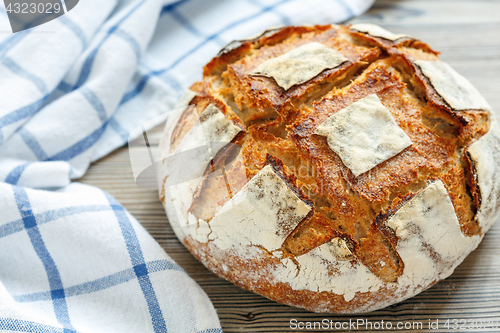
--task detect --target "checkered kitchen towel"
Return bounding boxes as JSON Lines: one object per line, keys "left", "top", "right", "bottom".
{"left": 0, "top": 0, "right": 374, "bottom": 332}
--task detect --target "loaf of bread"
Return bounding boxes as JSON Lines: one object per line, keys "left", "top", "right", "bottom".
{"left": 158, "top": 23, "right": 500, "bottom": 313}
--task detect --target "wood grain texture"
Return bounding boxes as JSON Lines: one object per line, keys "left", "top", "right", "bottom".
{"left": 78, "top": 0, "right": 500, "bottom": 331}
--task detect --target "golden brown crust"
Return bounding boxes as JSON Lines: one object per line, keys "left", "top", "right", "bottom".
{"left": 225, "top": 28, "right": 381, "bottom": 117}
{"left": 160, "top": 24, "right": 496, "bottom": 313}
{"left": 204, "top": 25, "right": 332, "bottom": 76}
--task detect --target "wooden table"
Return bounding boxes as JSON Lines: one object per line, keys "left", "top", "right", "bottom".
{"left": 79, "top": 0, "right": 500, "bottom": 331}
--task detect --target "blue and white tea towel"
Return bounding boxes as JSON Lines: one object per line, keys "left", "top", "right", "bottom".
{"left": 0, "top": 0, "right": 374, "bottom": 332}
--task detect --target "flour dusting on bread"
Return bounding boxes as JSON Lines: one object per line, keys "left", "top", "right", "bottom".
{"left": 250, "top": 42, "right": 348, "bottom": 90}
{"left": 161, "top": 102, "right": 242, "bottom": 228}
{"left": 276, "top": 241, "right": 382, "bottom": 302}
{"left": 172, "top": 103, "right": 241, "bottom": 153}
{"left": 315, "top": 94, "right": 412, "bottom": 177}
{"left": 207, "top": 164, "right": 312, "bottom": 251}
{"left": 415, "top": 60, "right": 491, "bottom": 111}
{"left": 387, "top": 180, "right": 480, "bottom": 293}
{"left": 466, "top": 120, "right": 500, "bottom": 232}
{"left": 351, "top": 23, "right": 409, "bottom": 41}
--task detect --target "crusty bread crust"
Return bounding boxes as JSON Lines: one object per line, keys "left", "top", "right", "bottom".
{"left": 158, "top": 24, "right": 500, "bottom": 313}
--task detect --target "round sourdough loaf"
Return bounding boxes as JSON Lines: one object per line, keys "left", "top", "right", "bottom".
{"left": 157, "top": 23, "right": 500, "bottom": 313}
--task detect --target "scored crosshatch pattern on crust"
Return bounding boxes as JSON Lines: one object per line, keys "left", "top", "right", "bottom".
{"left": 159, "top": 21, "right": 500, "bottom": 314}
